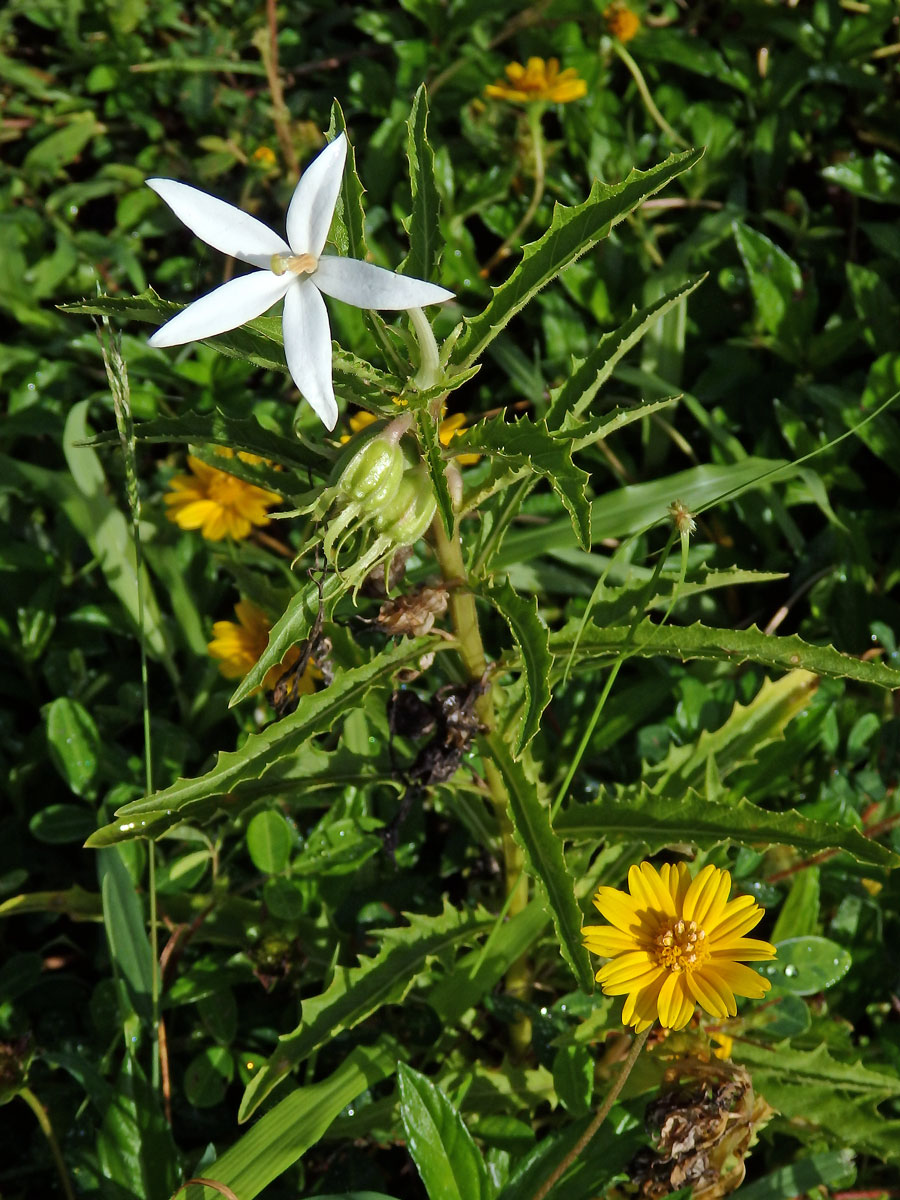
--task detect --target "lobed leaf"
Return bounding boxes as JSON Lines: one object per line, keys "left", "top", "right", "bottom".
{"left": 480, "top": 578, "right": 551, "bottom": 754}
{"left": 557, "top": 787, "right": 899, "bottom": 869}
{"left": 82, "top": 409, "right": 327, "bottom": 476}
{"left": 87, "top": 637, "right": 439, "bottom": 847}
{"left": 487, "top": 737, "right": 594, "bottom": 992}
{"left": 451, "top": 147, "right": 704, "bottom": 369}
{"left": 400, "top": 85, "right": 442, "bottom": 282}
{"left": 546, "top": 275, "right": 706, "bottom": 429}
{"left": 239, "top": 902, "right": 493, "bottom": 1120}
{"left": 456, "top": 414, "right": 590, "bottom": 549}
{"left": 734, "top": 1040, "right": 900, "bottom": 1162}
{"left": 548, "top": 617, "right": 900, "bottom": 690}
{"left": 230, "top": 572, "right": 348, "bottom": 705}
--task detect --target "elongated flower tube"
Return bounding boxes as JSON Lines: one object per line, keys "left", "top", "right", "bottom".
{"left": 147, "top": 134, "right": 454, "bottom": 430}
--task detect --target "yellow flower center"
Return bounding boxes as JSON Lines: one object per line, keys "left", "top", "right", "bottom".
{"left": 271, "top": 251, "right": 318, "bottom": 277}
{"left": 654, "top": 918, "right": 710, "bottom": 973}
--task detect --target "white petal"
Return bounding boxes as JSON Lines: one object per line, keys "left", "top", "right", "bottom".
{"left": 148, "top": 271, "right": 292, "bottom": 347}
{"left": 312, "top": 256, "right": 455, "bottom": 310}
{"left": 285, "top": 133, "right": 347, "bottom": 259}
{"left": 282, "top": 280, "right": 338, "bottom": 430}
{"left": 147, "top": 178, "right": 289, "bottom": 268}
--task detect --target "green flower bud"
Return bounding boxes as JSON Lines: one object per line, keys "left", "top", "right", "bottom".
{"left": 374, "top": 466, "right": 436, "bottom": 546}
{"left": 334, "top": 413, "right": 413, "bottom": 504}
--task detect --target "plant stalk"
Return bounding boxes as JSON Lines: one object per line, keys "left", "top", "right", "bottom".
{"left": 429, "top": 511, "right": 531, "bottom": 1051}
{"left": 20, "top": 1087, "right": 77, "bottom": 1200}
{"left": 482, "top": 103, "right": 546, "bottom": 276}
{"left": 529, "top": 1026, "right": 652, "bottom": 1200}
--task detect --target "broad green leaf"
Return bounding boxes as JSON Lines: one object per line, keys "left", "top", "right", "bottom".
{"left": 96, "top": 1055, "right": 178, "bottom": 1200}
{"left": 734, "top": 222, "right": 817, "bottom": 358}
{"left": 29, "top": 804, "right": 96, "bottom": 844}
{"left": 556, "top": 787, "right": 899, "bottom": 869}
{"left": 24, "top": 113, "right": 102, "bottom": 174}
{"left": 734, "top": 1040, "right": 900, "bottom": 1162}
{"left": 240, "top": 902, "right": 492, "bottom": 1120}
{"left": 400, "top": 85, "right": 441, "bottom": 282}
{"left": 44, "top": 697, "right": 101, "bottom": 796}
{"left": 194, "top": 1042, "right": 400, "bottom": 1196}
{"left": 83, "top": 409, "right": 327, "bottom": 477}
{"left": 546, "top": 276, "right": 706, "bottom": 429}
{"left": 398, "top": 1063, "right": 494, "bottom": 1200}
{"left": 481, "top": 578, "right": 551, "bottom": 754}
{"left": 551, "top": 1045, "right": 592, "bottom": 1117}
{"left": 735, "top": 1150, "right": 856, "bottom": 1200}
{"left": 771, "top": 868, "right": 820, "bottom": 942}
{"left": 184, "top": 1046, "right": 234, "bottom": 1108}
{"left": 88, "top": 637, "right": 440, "bottom": 846}
{"left": 487, "top": 737, "right": 593, "bottom": 991}
{"left": 230, "top": 572, "right": 348, "bottom": 705}
{"left": 760, "top": 936, "right": 852, "bottom": 995}
{"left": 457, "top": 414, "right": 590, "bottom": 549}
{"left": 99, "top": 847, "right": 154, "bottom": 1022}
{"left": 548, "top": 617, "right": 900, "bottom": 690}
{"left": 245, "top": 810, "right": 293, "bottom": 874}
{"left": 451, "top": 147, "right": 704, "bottom": 368}
{"left": 822, "top": 151, "right": 900, "bottom": 204}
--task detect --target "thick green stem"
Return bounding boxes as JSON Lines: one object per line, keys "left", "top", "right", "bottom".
{"left": 20, "top": 1087, "right": 77, "bottom": 1200}
{"left": 529, "top": 1026, "right": 652, "bottom": 1200}
{"left": 429, "top": 512, "right": 531, "bottom": 1051}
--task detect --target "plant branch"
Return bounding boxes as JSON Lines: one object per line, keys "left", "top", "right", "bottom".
{"left": 20, "top": 1088, "right": 76, "bottom": 1200}
{"left": 530, "top": 1026, "right": 652, "bottom": 1200}
{"left": 482, "top": 104, "right": 546, "bottom": 276}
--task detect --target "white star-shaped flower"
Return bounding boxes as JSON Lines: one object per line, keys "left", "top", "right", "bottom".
{"left": 146, "top": 133, "right": 454, "bottom": 430}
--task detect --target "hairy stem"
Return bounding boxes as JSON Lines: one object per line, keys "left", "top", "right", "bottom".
{"left": 529, "top": 1026, "right": 652, "bottom": 1200}
{"left": 482, "top": 103, "right": 546, "bottom": 276}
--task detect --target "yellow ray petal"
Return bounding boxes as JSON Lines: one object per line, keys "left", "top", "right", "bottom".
{"left": 592, "top": 886, "right": 642, "bottom": 933}
{"left": 685, "top": 967, "right": 731, "bottom": 1018}
{"left": 709, "top": 936, "right": 776, "bottom": 961}
{"left": 583, "top": 925, "right": 643, "bottom": 955}
{"left": 683, "top": 864, "right": 724, "bottom": 924}
{"left": 695, "top": 965, "right": 738, "bottom": 1017}
{"left": 708, "top": 898, "right": 765, "bottom": 943}
{"left": 710, "top": 959, "right": 772, "bottom": 1000}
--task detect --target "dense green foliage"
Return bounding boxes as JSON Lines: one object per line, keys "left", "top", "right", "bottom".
{"left": 3, "top": 2, "right": 900, "bottom": 1199}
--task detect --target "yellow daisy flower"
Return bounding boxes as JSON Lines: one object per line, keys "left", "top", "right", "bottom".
{"left": 583, "top": 862, "right": 776, "bottom": 1033}
{"left": 485, "top": 56, "right": 587, "bottom": 105}
{"left": 207, "top": 599, "right": 316, "bottom": 695}
{"left": 604, "top": 4, "right": 641, "bottom": 43}
{"left": 342, "top": 408, "right": 480, "bottom": 465}
{"left": 164, "top": 448, "right": 281, "bottom": 541}
{"left": 251, "top": 145, "right": 278, "bottom": 169}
